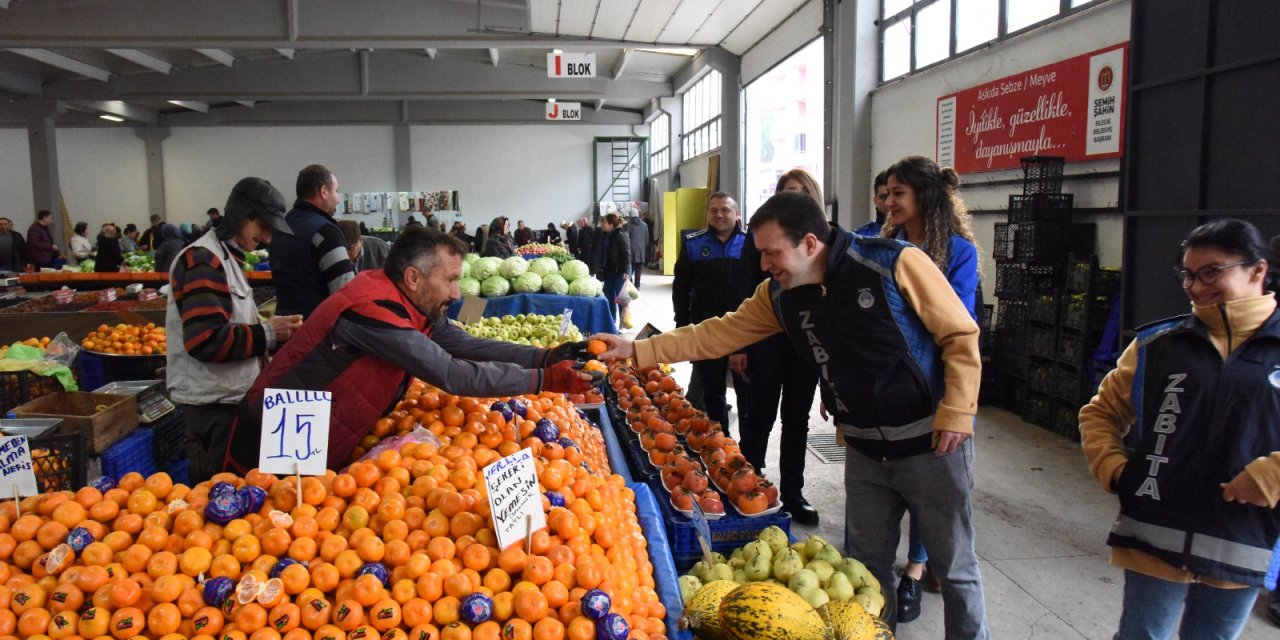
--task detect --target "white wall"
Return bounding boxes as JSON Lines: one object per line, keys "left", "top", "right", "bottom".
{"left": 58, "top": 128, "right": 149, "bottom": 232}
{"left": 870, "top": 0, "right": 1132, "bottom": 291}
{"left": 679, "top": 154, "right": 713, "bottom": 192}
{"left": 0, "top": 129, "right": 33, "bottom": 226}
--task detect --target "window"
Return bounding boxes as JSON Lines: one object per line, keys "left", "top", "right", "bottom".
{"left": 881, "top": 0, "right": 1113, "bottom": 83}
{"left": 681, "top": 69, "right": 722, "bottom": 159}
{"left": 648, "top": 112, "right": 670, "bottom": 174}
{"left": 743, "top": 38, "right": 825, "bottom": 216}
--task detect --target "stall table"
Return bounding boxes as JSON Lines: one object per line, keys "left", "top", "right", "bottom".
{"left": 447, "top": 293, "right": 618, "bottom": 335}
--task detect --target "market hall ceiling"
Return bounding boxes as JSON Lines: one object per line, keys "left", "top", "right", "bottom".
{"left": 0, "top": 0, "right": 809, "bottom": 126}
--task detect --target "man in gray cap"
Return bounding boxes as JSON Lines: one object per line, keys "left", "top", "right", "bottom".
{"left": 165, "top": 177, "right": 304, "bottom": 484}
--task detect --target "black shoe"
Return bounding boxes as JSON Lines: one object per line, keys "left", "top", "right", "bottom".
{"left": 1268, "top": 590, "right": 1280, "bottom": 627}
{"left": 781, "top": 494, "right": 819, "bottom": 526}
{"left": 897, "top": 575, "right": 922, "bottom": 623}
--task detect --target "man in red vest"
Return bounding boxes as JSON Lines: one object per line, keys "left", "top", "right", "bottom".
{"left": 224, "top": 228, "right": 595, "bottom": 472}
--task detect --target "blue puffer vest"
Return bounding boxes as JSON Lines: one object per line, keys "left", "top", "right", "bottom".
{"left": 272, "top": 201, "right": 339, "bottom": 318}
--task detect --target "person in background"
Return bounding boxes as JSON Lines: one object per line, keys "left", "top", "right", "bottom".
{"left": 879, "top": 156, "right": 980, "bottom": 623}
{"left": 25, "top": 210, "right": 58, "bottom": 270}
{"left": 205, "top": 207, "right": 223, "bottom": 232}
{"left": 94, "top": 224, "right": 123, "bottom": 273}
{"left": 857, "top": 170, "right": 890, "bottom": 237}
{"left": 424, "top": 211, "right": 441, "bottom": 233}
{"left": 404, "top": 215, "right": 424, "bottom": 232}
{"left": 120, "top": 224, "right": 139, "bottom": 253}
{"left": 153, "top": 224, "right": 186, "bottom": 274}
{"left": 359, "top": 233, "right": 390, "bottom": 272}
{"left": 139, "top": 214, "right": 163, "bottom": 251}
{"left": 739, "top": 169, "right": 823, "bottom": 525}
{"left": 626, "top": 210, "right": 649, "bottom": 288}
{"left": 224, "top": 228, "right": 595, "bottom": 472}
{"left": 450, "top": 221, "right": 474, "bottom": 248}
{"left": 166, "top": 177, "right": 304, "bottom": 484}
{"left": 673, "top": 192, "right": 753, "bottom": 437}
{"left": 69, "top": 222, "right": 93, "bottom": 266}
{"left": 1081, "top": 218, "right": 1280, "bottom": 640}
{"left": 181, "top": 223, "right": 201, "bottom": 245}
{"left": 592, "top": 213, "right": 632, "bottom": 324}
{"left": 514, "top": 220, "right": 533, "bottom": 246}
{"left": 0, "top": 218, "right": 27, "bottom": 273}
{"left": 482, "top": 216, "right": 516, "bottom": 258}
{"left": 272, "top": 164, "right": 356, "bottom": 318}
{"left": 546, "top": 222, "right": 562, "bottom": 246}
{"left": 563, "top": 221, "right": 579, "bottom": 255}
{"left": 591, "top": 190, "right": 988, "bottom": 639}
{"left": 576, "top": 218, "right": 596, "bottom": 267}
{"left": 336, "top": 220, "right": 364, "bottom": 270}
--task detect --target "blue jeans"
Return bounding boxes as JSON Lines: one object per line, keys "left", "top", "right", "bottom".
{"left": 1116, "top": 570, "right": 1258, "bottom": 640}
{"left": 602, "top": 273, "right": 626, "bottom": 324}
{"left": 908, "top": 512, "right": 928, "bottom": 564}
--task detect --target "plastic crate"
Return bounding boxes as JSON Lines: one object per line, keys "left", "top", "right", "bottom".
{"left": 1058, "top": 332, "right": 1086, "bottom": 367}
{"left": 980, "top": 304, "right": 994, "bottom": 333}
{"left": 1020, "top": 390, "right": 1053, "bottom": 426}
{"left": 76, "top": 352, "right": 165, "bottom": 393}
{"left": 993, "top": 223, "right": 1015, "bottom": 261}
{"left": 100, "top": 427, "right": 156, "bottom": 479}
{"left": 1027, "top": 362, "right": 1055, "bottom": 394}
{"left": 0, "top": 370, "right": 66, "bottom": 415}
{"left": 30, "top": 431, "right": 86, "bottom": 493}
{"left": 1020, "top": 156, "right": 1066, "bottom": 194}
{"left": 1051, "top": 400, "right": 1082, "bottom": 441}
{"left": 1028, "top": 326, "right": 1057, "bottom": 360}
{"left": 995, "top": 263, "right": 1026, "bottom": 299}
{"left": 1008, "top": 193, "right": 1074, "bottom": 224}
{"left": 1067, "top": 260, "right": 1123, "bottom": 296}
{"left": 996, "top": 300, "right": 1028, "bottom": 332}
{"left": 167, "top": 458, "right": 190, "bottom": 486}
{"left": 1028, "top": 295, "right": 1060, "bottom": 325}
{"left": 148, "top": 410, "right": 186, "bottom": 468}
{"left": 649, "top": 476, "right": 792, "bottom": 563}
{"left": 1063, "top": 295, "right": 1111, "bottom": 331}
{"left": 1014, "top": 222, "right": 1096, "bottom": 263}
{"left": 1055, "top": 366, "right": 1082, "bottom": 403}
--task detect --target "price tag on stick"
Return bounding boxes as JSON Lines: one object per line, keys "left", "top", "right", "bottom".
{"left": 0, "top": 436, "right": 39, "bottom": 506}
{"left": 259, "top": 389, "right": 332, "bottom": 476}
{"left": 483, "top": 447, "right": 547, "bottom": 550}
{"left": 690, "top": 499, "right": 714, "bottom": 565}
{"left": 558, "top": 309, "right": 574, "bottom": 340}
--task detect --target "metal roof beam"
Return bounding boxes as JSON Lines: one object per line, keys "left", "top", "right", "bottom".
{"left": 8, "top": 48, "right": 110, "bottom": 81}
{"left": 274, "top": 48, "right": 296, "bottom": 59}
{"left": 167, "top": 100, "right": 209, "bottom": 113}
{"left": 147, "top": 99, "right": 643, "bottom": 126}
{"left": 194, "top": 48, "right": 235, "bottom": 67}
{"left": 105, "top": 48, "right": 172, "bottom": 74}
{"left": 425, "top": 48, "right": 438, "bottom": 59}
{"left": 0, "top": 68, "right": 41, "bottom": 95}
{"left": 613, "top": 48, "right": 633, "bottom": 79}
{"left": 488, "top": 48, "right": 500, "bottom": 66}
{"left": 42, "top": 50, "right": 673, "bottom": 102}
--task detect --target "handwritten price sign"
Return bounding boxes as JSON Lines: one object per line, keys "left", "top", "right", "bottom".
{"left": 0, "top": 437, "right": 38, "bottom": 498}
{"left": 483, "top": 448, "right": 546, "bottom": 550}
{"left": 258, "top": 389, "right": 331, "bottom": 476}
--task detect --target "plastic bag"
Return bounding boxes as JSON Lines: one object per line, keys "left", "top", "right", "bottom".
{"left": 0, "top": 332, "right": 79, "bottom": 391}
{"left": 354, "top": 426, "right": 442, "bottom": 466}
{"left": 41, "top": 332, "right": 81, "bottom": 369}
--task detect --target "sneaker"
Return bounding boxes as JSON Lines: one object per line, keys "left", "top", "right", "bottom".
{"left": 896, "top": 574, "right": 922, "bottom": 623}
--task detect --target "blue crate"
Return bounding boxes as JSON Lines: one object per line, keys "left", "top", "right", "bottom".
{"left": 647, "top": 476, "right": 792, "bottom": 569}
{"left": 100, "top": 428, "right": 156, "bottom": 479}
{"left": 167, "top": 458, "right": 190, "bottom": 486}
{"left": 149, "top": 410, "right": 186, "bottom": 468}
{"left": 76, "top": 352, "right": 165, "bottom": 393}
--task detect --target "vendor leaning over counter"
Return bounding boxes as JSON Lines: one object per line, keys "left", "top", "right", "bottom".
{"left": 222, "top": 228, "right": 597, "bottom": 473}
{"left": 166, "top": 177, "right": 305, "bottom": 485}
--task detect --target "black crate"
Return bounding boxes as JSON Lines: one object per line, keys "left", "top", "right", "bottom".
{"left": 1027, "top": 362, "right": 1055, "bottom": 393}
{"left": 1051, "top": 400, "right": 1082, "bottom": 441}
{"left": 1025, "top": 265, "right": 1062, "bottom": 297}
{"left": 995, "top": 263, "right": 1026, "bottom": 299}
{"left": 30, "top": 431, "right": 86, "bottom": 493}
{"left": 996, "top": 300, "right": 1028, "bottom": 332}
{"left": 993, "top": 223, "right": 1015, "bottom": 261}
{"left": 1020, "top": 389, "right": 1054, "bottom": 426}
{"left": 990, "top": 336, "right": 1027, "bottom": 377}
{"left": 1014, "top": 222, "right": 1096, "bottom": 263}
{"left": 1067, "top": 259, "right": 1123, "bottom": 296}
{"left": 1063, "top": 295, "right": 1111, "bottom": 331}
{"left": 1058, "top": 331, "right": 1085, "bottom": 366}
{"left": 1008, "top": 193, "right": 1074, "bottom": 224}
{"left": 0, "top": 371, "right": 65, "bottom": 415}
{"left": 980, "top": 304, "right": 994, "bottom": 333}
{"left": 1021, "top": 155, "right": 1066, "bottom": 194}
{"left": 1028, "top": 295, "right": 1060, "bottom": 325}
{"left": 149, "top": 410, "right": 186, "bottom": 469}
{"left": 1055, "top": 366, "right": 1083, "bottom": 403}
{"left": 1028, "top": 325, "right": 1058, "bottom": 360}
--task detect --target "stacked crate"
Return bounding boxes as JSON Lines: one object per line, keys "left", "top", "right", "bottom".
{"left": 988, "top": 157, "right": 1100, "bottom": 437}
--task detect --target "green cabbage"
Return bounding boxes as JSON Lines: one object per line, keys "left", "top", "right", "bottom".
{"left": 460, "top": 259, "right": 471, "bottom": 279}
{"left": 527, "top": 257, "right": 558, "bottom": 278}
{"left": 499, "top": 256, "right": 529, "bottom": 279}
{"left": 458, "top": 277, "right": 481, "bottom": 297}
{"left": 541, "top": 273, "right": 569, "bottom": 295}
{"left": 473, "top": 257, "right": 503, "bottom": 281}
{"left": 463, "top": 253, "right": 479, "bottom": 265}
{"left": 560, "top": 260, "right": 590, "bottom": 282}
{"left": 481, "top": 275, "right": 511, "bottom": 297}
{"left": 78, "top": 259, "right": 95, "bottom": 273}
{"left": 513, "top": 272, "right": 543, "bottom": 293}
{"left": 568, "top": 277, "right": 602, "bottom": 297}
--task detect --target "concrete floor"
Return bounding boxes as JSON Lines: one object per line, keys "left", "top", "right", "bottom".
{"left": 623, "top": 268, "right": 1278, "bottom": 639}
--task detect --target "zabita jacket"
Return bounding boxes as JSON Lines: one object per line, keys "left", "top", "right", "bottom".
{"left": 1081, "top": 293, "right": 1280, "bottom": 587}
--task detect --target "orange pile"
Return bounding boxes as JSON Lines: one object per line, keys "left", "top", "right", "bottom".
{"left": 81, "top": 323, "right": 166, "bottom": 356}
{"left": 0, "top": 382, "right": 665, "bottom": 640}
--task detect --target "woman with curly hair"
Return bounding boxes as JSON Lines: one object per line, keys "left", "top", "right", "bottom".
{"left": 881, "top": 155, "right": 981, "bottom": 624}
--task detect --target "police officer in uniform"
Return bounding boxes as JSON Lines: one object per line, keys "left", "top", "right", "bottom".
{"left": 672, "top": 192, "right": 755, "bottom": 436}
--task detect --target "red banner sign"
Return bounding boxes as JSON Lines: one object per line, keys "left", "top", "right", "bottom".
{"left": 936, "top": 43, "right": 1128, "bottom": 174}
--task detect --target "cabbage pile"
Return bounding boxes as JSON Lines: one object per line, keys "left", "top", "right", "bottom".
{"left": 459, "top": 254, "right": 605, "bottom": 298}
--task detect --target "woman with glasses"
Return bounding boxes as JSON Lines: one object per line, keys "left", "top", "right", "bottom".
{"left": 1081, "top": 218, "right": 1280, "bottom": 639}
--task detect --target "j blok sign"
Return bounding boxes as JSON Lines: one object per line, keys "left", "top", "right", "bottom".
{"left": 546, "top": 102, "right": 582, "bottom": 121}
{"left": 937, "top": 43, "right": 1127, "bottom": 174}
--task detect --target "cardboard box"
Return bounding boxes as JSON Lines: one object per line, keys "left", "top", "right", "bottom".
{"left": 13, "top": 391, "right": 139, "bottom": 454}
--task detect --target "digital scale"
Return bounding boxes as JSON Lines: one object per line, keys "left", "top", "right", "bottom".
{"left": 93, "top": 380, "right": 176, "bottom": 423}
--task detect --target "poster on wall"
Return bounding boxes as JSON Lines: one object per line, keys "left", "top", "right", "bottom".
{"left": 937, "top": 43, "right": 1128, "bottom": 174}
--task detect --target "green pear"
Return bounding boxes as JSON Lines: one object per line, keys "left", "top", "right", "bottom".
{"left": 833, "top": 561, "right": 864, "bottom": 589}
{"left": 813, "top": 544, "right": 843, "bottom": 567}
{"left": 790, "top": 541, "right": 807, "bottom": 557}
{"left": 732, "top": 569, "right": 748, "bottom": 584}
{"left": 797, "top": 586, "right": 830, "bottom": 609}
{"left": 788, "top": 568, "right": 820, "bottom": 593}
{"left": 824, "top": 572, "right": 856, "bottom": 602}
{"left": 691, "top": 560, "right": 714, "bottom": 584}
{"left": 771, "top": 548, "right": 805, "bottom": 583}
{"left": 844, "top": 558, "right": 879, "bottom": 593}
{"left": 756, "top": 525, "right": 790, "bottom": 555}
{"left": 742, "top": 540, "right": 772, "bottom": 565}
{"left": 729, "top": 556, "right": 745, "bottom": 570}
{"left": 803, "top": 535, "right": 831, "bottom": 561}
{"left": 805, "top": 560, "right": 835, "bottom": 585}
{"left": 708, "top": 563, "right": 735, "bottom": 583}
{"left": 710, "top": 552, "right": 728, "bottom": 565}
{"left": 743, "top": 552, "right": 772, "bottom": 582}
{"left": 854, "top": 587, "right": 885, "bottom": 618}
{"left": 678, "top": 575, "right": 702, "bottom": 605}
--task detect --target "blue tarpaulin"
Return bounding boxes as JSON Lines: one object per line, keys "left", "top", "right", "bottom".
{"left": 448, "top": 293, "right": 618, "bottom": 335}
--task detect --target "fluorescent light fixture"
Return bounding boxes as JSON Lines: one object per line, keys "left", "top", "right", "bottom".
{"left": 637, "top": 47, "right": 699, "bottom": 56}
{"left": 99, "top": 114, "right": 124, "bottom": 122}
{"left": 547, "top": 98, "right": 556, "bottom": 103}
{"left": 552, "top": 49, "right": 563, "bottom": 55}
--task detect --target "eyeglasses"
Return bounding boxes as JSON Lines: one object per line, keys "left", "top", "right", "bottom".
{"left": 1175, "top": 260, "right": 1256, "bottom": 288}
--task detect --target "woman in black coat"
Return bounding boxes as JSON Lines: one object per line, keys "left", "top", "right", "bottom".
{"left": 593, "top": 213, "right": 631, "bottom": 323}
{"left": 94, "top": 224, "right": 124, "bottom": 272}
